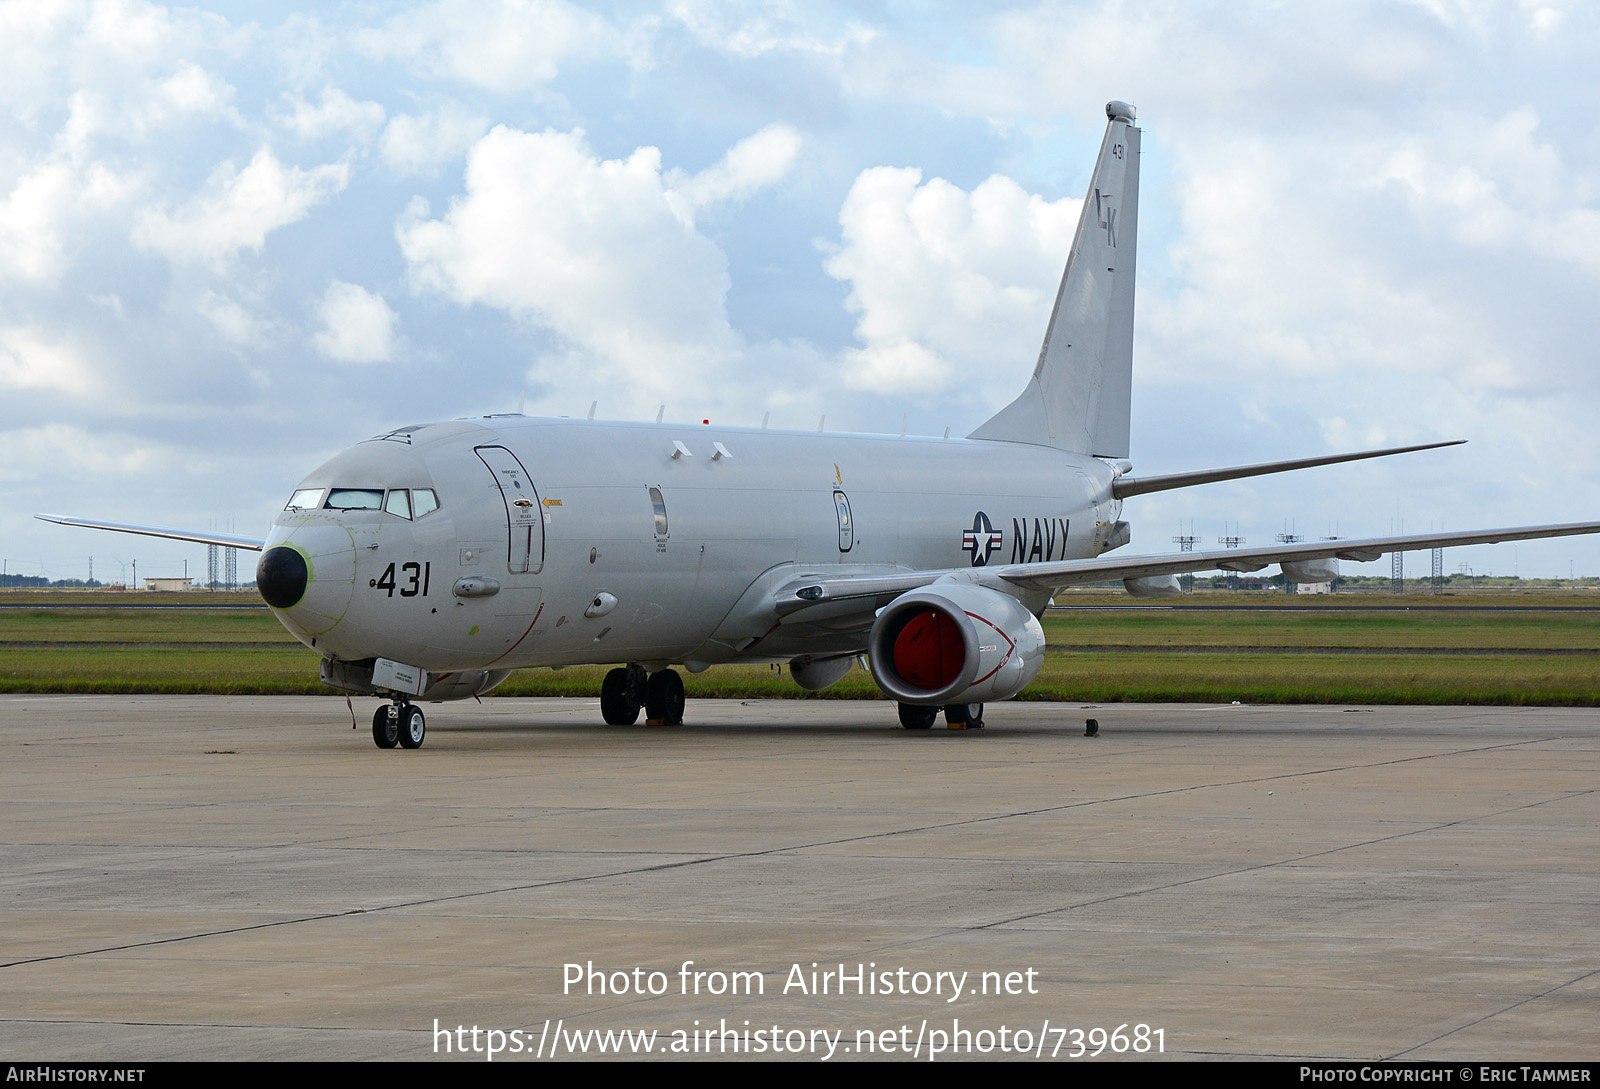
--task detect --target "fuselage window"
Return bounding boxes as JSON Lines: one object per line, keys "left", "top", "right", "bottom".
{"left": 325, "top": 488, "right": 384, "bottom": 510}
{"left": 285, "top": 488, "right": 325, "bottom": 511}
{"left": 413, "top": 488, "right": 440, "bottom": 517}
{"left": 648, "top": 486, "right": 668, "bottom": 538}
{"left": 384, "top": 489, "right": 412, "bottom": 520}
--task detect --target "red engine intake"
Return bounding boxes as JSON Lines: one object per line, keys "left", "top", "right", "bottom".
{"left": 867, "top": 582, "right": 1046, "bottom": 705}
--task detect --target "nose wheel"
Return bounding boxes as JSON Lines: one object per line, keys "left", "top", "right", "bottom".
{"left": 373, "top": 700, "right": 426, "bottom": 749}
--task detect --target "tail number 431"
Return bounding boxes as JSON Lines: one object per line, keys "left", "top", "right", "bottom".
{"left": 372, "top": 561, "right": 431, "bottom": 598}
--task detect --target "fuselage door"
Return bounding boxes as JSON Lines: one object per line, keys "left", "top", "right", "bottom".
{"left": 834, "top": 489, "right": 854, "bottom": 553}
{"left": 475, "top": 445, "right": 544, "bottom": 574}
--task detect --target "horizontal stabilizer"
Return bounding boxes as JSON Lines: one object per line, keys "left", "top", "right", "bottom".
{"left": 1112, "top": 440, "right": 1465, "bottom": 499}
{"left": 34, "top": 514, "right": 266, "bottom": 552}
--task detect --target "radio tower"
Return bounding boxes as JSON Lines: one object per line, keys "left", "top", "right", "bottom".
{"left": 1275, "top": 529, "right": 1304, "bottom": 594}
{"left": 1172, "top": 524, "right": 1199, "bottom": 593}
{"left": 1320, "top": 525, "right": 1342, "bottom": 594}
{"left": 1218, "top": 525, "right": 1246, "bottom": 590}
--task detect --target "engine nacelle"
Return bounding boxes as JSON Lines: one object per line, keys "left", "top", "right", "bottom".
{"left": 867, "top": 582, "right": 1046, "bottom": 705}
{"left": 1124, "top": 574, "right": 1181, "bottom": 597}
{"left": 1282, "top": 557, "right": 1339, "bottom": 584}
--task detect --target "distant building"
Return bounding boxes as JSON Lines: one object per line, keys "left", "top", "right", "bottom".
{"left": 145, "top": 577, "right": 195, "bottom": 592}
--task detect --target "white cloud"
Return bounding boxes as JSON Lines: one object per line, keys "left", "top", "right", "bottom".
{"left": 379, "top": 104, "right": 489, "bottom": 175}
{"left": 197, "top": 290, "right": 268, "bottom": 347}
{"left": 0, "top": 2, "right": 242, "bottom": 133}
{"left": 313, "top": 281, "right": 398, "bottom": 364}
{"left": 670, "top": 0, "right": 878, "bottom": 57}
{"left": 0, "top": 423, "right": 178, "bottom": 486}
{"left": 0, "top": 326, "right": 96, "bottom": 395}
{"left": 58, "top": 62, "right": 239, "bottom": 160}
{"left": 132, "top": 147, "right": 348, "bottom": 269}
{"left": 665, "top": 123, "right": 802, "bottom": 218}
{"left": 358, "top": 0, "right": 615, "bottom": 93}
{"left": 279, "top": 87, "right": 385, "bottom": 144}
{"left": 0, "top": 162, "right": 93, "bottom": 283}
{"left": 398, "top": 126, "right": 748, "bottom": 392}
{"left": 824, "top": 167, "right": 1079, "bottom": 397}
{"left": 1375, "top": 107, "right": 1600, "bottom": 278}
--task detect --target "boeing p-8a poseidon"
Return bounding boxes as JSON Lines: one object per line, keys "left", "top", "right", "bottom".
{"left": 42, "top": 102, "right": 1600, "bottom": 749}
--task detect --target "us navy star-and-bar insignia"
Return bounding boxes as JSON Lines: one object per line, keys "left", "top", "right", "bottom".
{"left": 962, "top": 511, "right": 1004, "bottom": 567}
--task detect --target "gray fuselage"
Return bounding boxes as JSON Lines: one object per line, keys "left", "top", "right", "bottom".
{"left": 263, "top": 416, "right": 1120, "bottom": 674}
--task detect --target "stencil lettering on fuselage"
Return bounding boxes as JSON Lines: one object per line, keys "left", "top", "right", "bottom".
{"left": 1011, "top": 517, "right": 1071, "bottom": 563}
{"left": 963, "top": 513, "right": 1073, "bottom": 566}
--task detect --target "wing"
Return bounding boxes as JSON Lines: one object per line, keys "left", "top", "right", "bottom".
{"left": 770, "top": 520, "right": 1600, "bottom": 613}
{"left": 34, "top": 514, "right": 267, "bottom": 552}
{"left": 995, "top": 520, "right": 1600, "bottom": 591}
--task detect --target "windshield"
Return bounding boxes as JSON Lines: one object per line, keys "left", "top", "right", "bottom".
{"left": 285, "top": 488, "right": 325, "bottom": 511}
{"left": 325, "top": 488, "right": 385, "bottom": 511}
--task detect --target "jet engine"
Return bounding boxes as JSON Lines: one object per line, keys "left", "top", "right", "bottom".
{"left": 1124, "top": 574, "right": 1181, "bottom": 597}
{"left": 1281, "top": 557, "right": 1339, "bottom": 584}
{"left": 867, "top": 582, "right": 1046, "bottom": 705}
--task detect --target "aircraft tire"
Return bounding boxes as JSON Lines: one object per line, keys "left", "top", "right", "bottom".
{"left": 398, "top": 705, "right": 426, "bottom": 749}
{"left": 943, "top": 703, "right": 984, "bottom": 729}
{"left": 372, "top": 706, "right": 399, "bottom": 749}
{"left": 645, "top": 669, "right": 685, "bottom": 726}
{"left": 601, "top": 667, "right": 642, "bottom": 726}
{"left": 898, "top": 703, "right": 937, "bottom": 730}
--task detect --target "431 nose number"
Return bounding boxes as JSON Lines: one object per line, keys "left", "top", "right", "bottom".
{"left": 372, "top": 561, "right": 431, "bottom": 597}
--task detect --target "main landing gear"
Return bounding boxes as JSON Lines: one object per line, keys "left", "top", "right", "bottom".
{"left": 601, "top": 664, "right": 685, "bottom": 726}
{"left": 373, "top": 700, "right": 426, "bottom": 749}
{"left": 898, "top": 702, "right": 984, "bottom": 730}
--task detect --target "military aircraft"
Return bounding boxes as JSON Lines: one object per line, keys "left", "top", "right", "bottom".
{"left": 40, "top": 101, "right": 1600, "bottom": 748}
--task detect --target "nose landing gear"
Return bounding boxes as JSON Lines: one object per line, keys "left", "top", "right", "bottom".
{"left": 373, "top": 700, "right": 426, "bottom": 749}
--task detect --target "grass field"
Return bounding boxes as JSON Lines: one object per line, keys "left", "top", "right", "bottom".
{"left": 3, "top": 589, "right": 1599, "bottom": 704}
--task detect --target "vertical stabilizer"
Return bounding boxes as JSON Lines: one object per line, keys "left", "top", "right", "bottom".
{"left": 969, "top": 101, "right": 1140, "bottom": 457}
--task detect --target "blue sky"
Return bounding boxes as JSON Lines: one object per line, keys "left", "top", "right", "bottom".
{"left": 5, "top": 0, "right": 1599, "bottom": 583}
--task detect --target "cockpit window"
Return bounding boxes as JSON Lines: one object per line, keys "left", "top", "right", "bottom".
{"left": 413, "top": 489, "right": 440, "bottom": 517}
{"left": 384, "top": 489, "right": 412, "bottom": 519}
{"left": 285, "top": 488, "right": 325, "bottom": 511}
{"left": 325, "top": 488, "right": 385, "bottom": 511}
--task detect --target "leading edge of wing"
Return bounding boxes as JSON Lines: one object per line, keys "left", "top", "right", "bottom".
{"left": 34, "top": 514, "right": 267, "bottom": 552}
{"left": 996, "top": 520, "right": 1600, "bottom": 592}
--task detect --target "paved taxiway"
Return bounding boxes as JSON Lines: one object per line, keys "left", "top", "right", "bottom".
{"left": 2, "top": 695, "right": 1596, "bottom": 1061}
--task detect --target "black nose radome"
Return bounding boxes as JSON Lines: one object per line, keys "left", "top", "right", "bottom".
{"left": 256, "top": 546, "right": 309, "bottom": 609}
